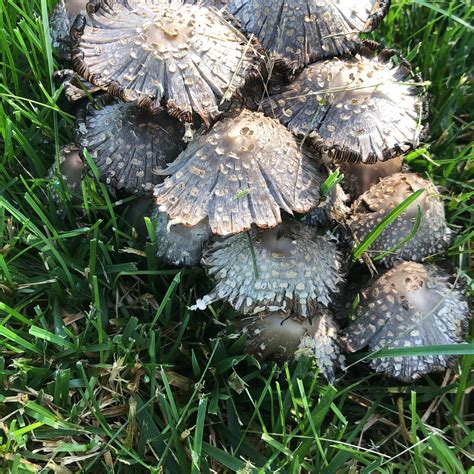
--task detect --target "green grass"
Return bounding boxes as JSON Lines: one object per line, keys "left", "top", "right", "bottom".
{"left": 0, "top": 0, "right": 473, "bottom": 472}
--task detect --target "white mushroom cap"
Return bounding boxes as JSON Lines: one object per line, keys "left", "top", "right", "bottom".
{"left": 191, "top": 220, "right": 344, "bottom": 316}
{"left": 154, "top": 109, "right": 325, "bottom": 236}
{"left": 153, "top": 211, "right": 212, "bottom": 267}
{"left": 71, "top": 1, "right": 262, "bottom": 125}
{"left": 341, "top": 261, "right": 470, "bottom": 382}
{"left": 238, "top": 309, "right": 344, "bottom": 380}
{"left": 263, "top": 46, "right": 427, "bottom": 164}
{"left": 229, "top": 0, "right": 390, "bottom": 73}
{"left": 348, "top": 172, "right": 452, "bottom": 266}
{"left": 75, "top": 96, "right": 185, "bottom": 194}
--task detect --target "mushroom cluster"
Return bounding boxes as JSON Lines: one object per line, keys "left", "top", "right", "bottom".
{"left": 49, "top": 0, "right": 469, "bottom": 382}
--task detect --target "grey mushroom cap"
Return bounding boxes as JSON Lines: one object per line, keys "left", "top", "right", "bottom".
{"left": 341, "top": 261, "right": 470, "bottom": 382}
{"left": 75, "top": 96, "right": 185, "bottom": 194}
{"left": 154, "top": 109, "right": 325, "bottom": 236}
{"left": 54, "top": 69, "right": 103, "bottom": 103}
{"left": 263, "top": 46, "right": 427, "bottom": 164}
{"left": 152, "top": 211, "right": 212, "bottom": 267}
{"left": 71, "top": 1, "right": 262, "bottom": 125}
{"left": 191, "top": 220, "right": 345, "bottom": 316}
{"left": 237, "top": 310, "right": 344, "bottom": 380}
{"left": 348, "top": 172, "right": 452, "bottom": 266}
{"left": 338, "top": 156, "right": 404, "bottom": 200}
{"left": 50, "top": 0, "right": 88, "bottom": 59}
{"left": 229, "top": 0, "right": 390, "bottom": 74}
{"left": 304, "top": 183, "right": 350, "bottom": 227}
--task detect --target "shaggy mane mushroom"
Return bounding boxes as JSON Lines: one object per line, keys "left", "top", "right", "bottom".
{"left": 263, "top": 45, "right": 428, "bottom": 164}
{"left": 71, "top": 0, "right": 262, "bottom": 125}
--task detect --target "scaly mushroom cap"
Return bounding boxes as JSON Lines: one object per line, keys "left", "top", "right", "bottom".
{"left": 341, "top": 261, "right": 469, "bottom": 382}
{"left": 348, "top": 173, "right": 452, "bottom": 266}
{"left": 263, "top": 47, "right": 427, "bottom": 163}
{"left": 152, "top": 211, "right": 212, "bottom": 267}
{"left": 238, "top": 310, "right": 344, "bottom": 380}
{"left": 154, "top": 109, "right": 325, "bottom": 236}
{"left": 304, "top": 183, "right": 350, "bottom": 227}
{"left": 75, "top": 96, "right": 185, "bottom": 194}
{"left": 338, "top": 156, "right": 404, "bottom": 199}
{"left": 191, "top": 221, "right": 344, "bottom": 316}
{"left": 229, "top": 0, "right": 390, "bottom": 73}
{"left": 71, "top": 1, "right": 261, "bottom": 125}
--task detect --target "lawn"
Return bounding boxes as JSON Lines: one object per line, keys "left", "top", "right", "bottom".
{"left": 0, "top": 0, "right": 473, "bottom": 472}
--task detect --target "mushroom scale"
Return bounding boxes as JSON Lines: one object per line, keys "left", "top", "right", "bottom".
{"left": 192, "top": 220, "right": 344, "bottom": 316}
{"left": 238, "top": 310, "right": 344, "bottom": 380}
{"left": 263, "top": 47, "right": 427, "bottom": 164}
{"left": 341, "top": 261, "right": 469, "bottom": 382}
{"left": 348, "top": 172, "right": 452, "bottom": 266}
{"left": 338, "top": 156, "right": 404, "bottom": 199}
{"left": 154, "top": 110, "right": 325, "bottom": 236}
{"left": 71, "top": 0, "right": 261, "bottom": 125}
{"left": 152, "top": 211, "right": 213, "bottom": 267}
{"left": 75, "top": 96, "right": 185, "bottom": 194}
{"left": 229, "top": 0, "right": 390, "bottom": 73}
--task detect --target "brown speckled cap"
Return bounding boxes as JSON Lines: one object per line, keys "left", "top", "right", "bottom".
{"left": 154, "top": 109, "right": 325, "bottom": 236}
{"left": 71, "top": 1, "right": 262, "bottom": 125}
{"left": 191, "top": 220, "right": 344, "bottom": 316}
{"left": 238, "top": 310, "right": 344, "bottom": 380}
{"left": 338, "top": 156, "right": 404, "bottom": 199}
{"left": 263, "top": 46, "right": 427, "bottom": 164}
{"left": 152, "top": 211, "right": 212, "bottom": 267}
{"left": 229, "top": 0, "right": 390, "bottom": 73}
{"left": 341, "top": 261, "right": 469, "bottom": 382}
{"left": 348, "top": 172, "right": 452, "bottom": 266}
{"left": 75, "top": 95, "right": 185, "bottom": 194}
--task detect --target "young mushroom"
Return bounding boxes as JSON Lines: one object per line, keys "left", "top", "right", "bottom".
{"left": 338, "top": 156, "right": 404, "bottom": 200}
{"left": 71, "top": 1, "right": 262, "bottom": 125}
{"left": 237, "top": 310, "right": 344, "bottom": 381}
{"left": 229, "top": 0, "right": 390, "bottom": 74}
{"left": 75, "top": 96, "right": 185, "bottom": 194}
{"left": 341, "top": 261, "right": 470, "bottom": 382}
{"left": 348, "top": 172, "right": 452, "bottom": 266}
{"left": 152, "top": 212, "right": 212, "bottom": 267}
{"left": 153, "top": 109, "right": 325, "bottom": 236}
{"left": 263, "top": 45, "right": 427, "bottom": 164}
{"left": 191, "top": 220, "right": 344, "bottom": 316}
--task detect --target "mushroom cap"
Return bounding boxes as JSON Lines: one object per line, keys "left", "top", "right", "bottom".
{"left": 341, "top": 261, "right": 469, "bottom": 382}
{"left": 348, "top": 172, "right": 452, "bottom": 266}
{"left": 75, "top": 96, "right": 185, "bottom": 194}
{"left": 338, "top": 156, "right": 404, "bottom": 199}
{"left": 50, "top": 0, "right": 88, "bottom": 59}
{"left": 152, "top": 211, "right": 212, "bottom": 267}
{"left": 54, "top": 69, "right": 103, "bottom": 103}
{"left": 238, "top": 309, "right": 344, "bottom": 380}
{"left": 263, "top": 46, "right": 427, "bottom": 164}
{"left": 304, "top": 183, "right": 350, "bottom": 227}
{"left": 192, "top": 220, "right": 344, "bottom": 316}
{"left": 153, "top": 109, "right": 325, "bottom": 236}
{"left": 49, "top": 144, "right": 85, "bottom": 194}
{"left": 71, "top": 1, "right": 261, "bottom": 125}
{"left": 229, "top": 0, "right": 390, "bottom": 73}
